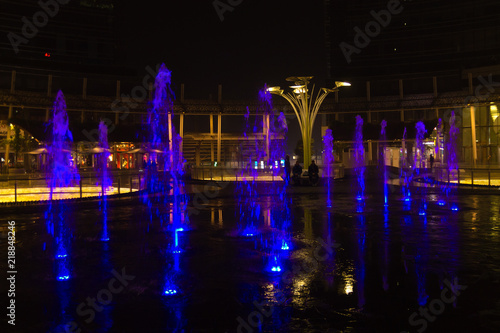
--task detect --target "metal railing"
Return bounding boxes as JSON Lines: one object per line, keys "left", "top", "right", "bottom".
{"left": 0, "top": 171, "right": 146, "bottom": 203}
{"left": 190, "top": 165, "right": 345, "bottom": 181}
{"left": 433, "top": 166, "right": 500, "bottom": 188}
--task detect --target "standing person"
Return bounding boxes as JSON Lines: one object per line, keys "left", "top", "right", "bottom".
{"left": 284, "top": 155, "right": 291, "bottom": 183}
{"left": 429, "top": 153, "right": 434, "bottom": 169}
{"left": 308, "top": 160, "right": 319, "bottom": 186}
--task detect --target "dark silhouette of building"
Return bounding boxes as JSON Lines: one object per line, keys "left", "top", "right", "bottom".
{"left": 0, "top": 0, "right": 125, "bottom": 74}
{"left": 326, "top": 0, "right": 500, "bottom": 94}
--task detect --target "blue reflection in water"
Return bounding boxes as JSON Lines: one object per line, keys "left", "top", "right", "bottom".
{"left": 401, "top": 214, "right": 429, "bottom": 306}
{"left": 94, "top": 241, "right": 114, "bottom": 331}
{"left": 356, "top": 215, "right": 366, "bottom": 308}
{"left": 380, "top": 210, "right": 390, "bottom": 291}
{"left": 50, "top": 206, "right": 71, "bottom": 281}
{"left": 161, "top": 245, "right": 187, "bottom": 330}
{"left": 50, "top": 272, "right": 74, "bottom": 332}
{"left": 164, "top": 238, "right": 182, "bottom": 296}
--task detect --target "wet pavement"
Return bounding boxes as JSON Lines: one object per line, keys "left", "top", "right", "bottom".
{"left": 1, "top": 175, "right": 500, "bottom": 333}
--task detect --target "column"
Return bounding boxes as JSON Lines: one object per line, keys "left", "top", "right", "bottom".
{"left": 433, "top": 76, "right": 438, "bottom": 98}
{"left": 116, "top": 80, "right": 121, "bottom": 100}
{"left": 264, "top": 113, "right": 270, "bottom": 163}
{"left": 10, "top": 70, "right": 16, "bottom": 94}
{"left": 210, "top": 114, "right": 214, "bottom": 164}
{"left": 168, "top": 112, "right": 173, "bottom": 167}
{"left": 179, "top": 113, "right": 184, "bottom": 157}
{"left": 468, "top": 73, "right": 473, "bottom": 95}
{"left": 368, "top": 141, "right": 373, "bottom": 164}
{"left": 217, "top": 113, "right": 222, "bottom": 165}
{"left": 195, "top": 145, "right": 201, "bottom": 166}
{"left": 4, "top": 106, "right": 13, "bottom": 172}
{"left": 470, "top": 106, "right": 477, "bottom": 167}
{"left": 82, "top": 78, "right": 87, "bottom": 99}
{"left": 149, "top": 82, "right": 153, "bottom": 101}
{"left": 435, "top": 117, "right": 442, "bottom": 161}
{"left": 217, "top": 84, "right": 222, "bottom": 104}
{"left": 47, "top": 74, "right": 53, "bottom": 97}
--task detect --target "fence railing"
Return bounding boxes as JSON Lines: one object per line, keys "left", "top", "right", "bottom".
{"left": 433, "top": 166, "right": 500, "bottom": 188}
{"left": 0, "top": 171, "right": 146, "bottom": 203}
{"left": 190, "top": 165, "right": 345, "bottom": 182}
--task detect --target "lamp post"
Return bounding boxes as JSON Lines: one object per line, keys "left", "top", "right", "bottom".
{"left": 267, "top": 76, "right": 350, "bottom": 168}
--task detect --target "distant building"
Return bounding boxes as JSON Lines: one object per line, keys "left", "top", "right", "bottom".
{"left": 0, "top": 0, "right": 125, "bottom": 74}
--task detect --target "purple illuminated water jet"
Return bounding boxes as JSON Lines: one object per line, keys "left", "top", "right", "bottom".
{"left": 354, "top": 116, "right": 365, "bottom": 202}
{"left": 323, "top": 129, "right": 334, "bottom": 208}
{"left": 446, "top": 111, "right": 460, "bottom": 211}
{"left": 380, "top": 120, "right": 388, "bottom": 207}
{"left": 415, "top": 121, "right": 427, "bottom": 215}
{"left": 45, "top": 90, "right": 78, "bottom": 280}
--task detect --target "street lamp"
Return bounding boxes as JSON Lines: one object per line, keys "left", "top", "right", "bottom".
{"left": 267, "top": 76, "right": 350, "bottom": 168}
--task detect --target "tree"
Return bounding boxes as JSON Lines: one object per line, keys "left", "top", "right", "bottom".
{"left": 8, "top": 126, "right": 38, "bottom": 165}
{"left": 10, "top": 126, "right": 22, "bottom": 164}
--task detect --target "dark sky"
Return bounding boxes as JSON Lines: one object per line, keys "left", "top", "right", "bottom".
{"left": 118, "top": 0, "right": 327, "bottom": 99}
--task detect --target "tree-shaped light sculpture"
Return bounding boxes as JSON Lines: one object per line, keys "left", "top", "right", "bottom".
{"left": 267, "top": 76, "right": 350, "bottom": 168}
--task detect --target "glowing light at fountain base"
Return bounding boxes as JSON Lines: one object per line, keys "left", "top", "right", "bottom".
{"left": 266, "top": 255, "right": 282, "bottom": 274}
{"left": 241, "top": 225, "right": 259, "bottom": 237}
{"left": 280, "top": 240, "right": 290, "bottom": 251}
{"left": 56, "top": 257, "right": 71, "bottom": 281}
{"left": 164, "top": 289, "right": 178, "bottom": 296}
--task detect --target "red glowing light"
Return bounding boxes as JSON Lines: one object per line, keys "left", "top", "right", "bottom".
{"left": 45, "top": 53, "right": 51, "bottom": 58}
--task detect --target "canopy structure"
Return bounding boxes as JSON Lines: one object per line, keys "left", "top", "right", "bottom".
{"left": 126, "top": 148, "right": 164, "bottom": 154}
{"left": 87, "top": 147, "right": 113, "bottom": 154}
{"left": 27, "top": 147, "right": 49, "bottom": 154}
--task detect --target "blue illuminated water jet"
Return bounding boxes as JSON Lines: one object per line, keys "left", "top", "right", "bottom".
{"left": 379, "top": 120, "right": 389, "bottom": 207}
{"left": 98, "top": 120, "right": 111, "bottom": 242}
{"left": 45, "top": 91, "right": 78, "bottom": 280}
{"left": 354, "top": 116, "right": 365, "bottom": 202}
{"left": 415, "top": 121, "right": 427, "bottom": 215}
{"left": 401, "top": 127, "right": 411, "bottom": 202}
{"left": 445, "top": 111, "right": 460, "bottom": 211}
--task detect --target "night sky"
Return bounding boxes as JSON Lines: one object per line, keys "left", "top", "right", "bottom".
{"left": 118, "top": 0, "right": 327, "bottom": 99}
